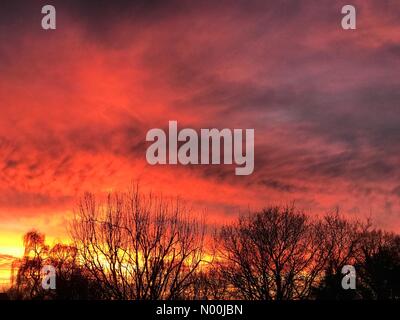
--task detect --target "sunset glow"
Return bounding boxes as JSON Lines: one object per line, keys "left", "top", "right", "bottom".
{"left": 1, "top": 0, "right": 400, "bottom": 294}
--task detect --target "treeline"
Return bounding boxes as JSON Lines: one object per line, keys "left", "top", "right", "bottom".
{"left": 6, "top": 189, "right": 400, "bottom": 300}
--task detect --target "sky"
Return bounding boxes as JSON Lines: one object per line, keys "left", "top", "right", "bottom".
{"left": 1, "top": 0, "right": 400, "bottom": 284}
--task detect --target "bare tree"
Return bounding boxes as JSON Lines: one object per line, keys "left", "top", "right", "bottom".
{"left": 70, "top": 187, "right": 206, "bottom": 300}
{"left": 9, "top": 231, "right": 96, "bottom": 300}
{"left": 355, "top": 230, "right": 400, "bottom": 299}
{"left": 313, "top": 212, "right": 369, "bottom": 299}
{"left": 8, "top": 203, "right": 398, "bottom": 301}
{"left": 10, "top": 230, "right": 49, "bottom": 299}
{"left": 184, "top": 268, "right": 231, "bottom": 300}
{"left": 321, "top": 212, "right": 367, "bottom": 273}
{"left": 47, "top": 243, "right": 99, "bottom": 299}
{"left": 217, "top": 206, "right": 328, "bottom": 300}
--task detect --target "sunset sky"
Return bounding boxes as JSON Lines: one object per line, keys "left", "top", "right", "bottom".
{"left": 1, "top": 0, "right": 400, "bottom": 285}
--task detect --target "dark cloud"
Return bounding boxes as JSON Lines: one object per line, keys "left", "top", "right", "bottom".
{"left": 259, "top": 179, "right": 308, "bottom": 193}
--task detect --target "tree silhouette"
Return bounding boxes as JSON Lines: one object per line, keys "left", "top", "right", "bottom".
{"left": 6, "top": 202, "right": 400, "bottom": 300}
{"left": 216, "top": 206, "right": 329, "bottom": 300}
{"left": 9, "top": 231, "right": 101, "bottom": 299}
{"left": 355, "top": 230, "right": 400, "bottom": 299}
{"left": 10, "top": 230, "right": 49, "bottom": 299}
{"left": 69, "top": 188, "right": 206, "bottom": 300}
{"left": 314, "top": 212, "right": 368, "bottom": 300}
